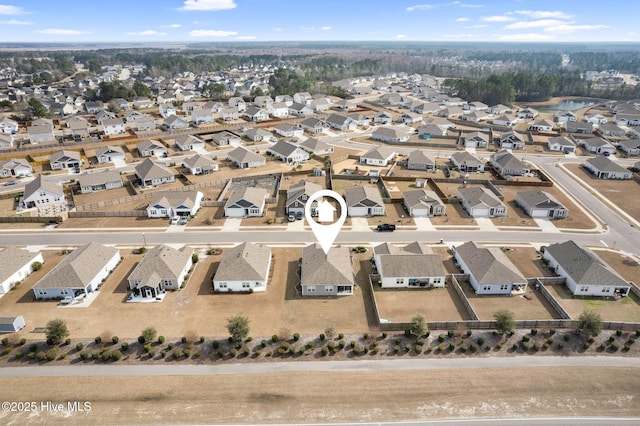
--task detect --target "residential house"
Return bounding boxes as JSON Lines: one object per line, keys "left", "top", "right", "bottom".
{"left": 360, "top": 146, "right": 396, "bottom": 166}
{"left": 403, "top": 189, "right": 446, "bottom": 217}
{"left": 555, "top": 111, "right": 578, "bottom": 123}
{"left": 254, "top": 95, "right": 274, "bottom": 108}
{"left": 565, "top": 121, "right": 594, "bottom": 134}
{"left": 598, "top": 123, "right": 626, "bottom": 138}
{"left": 244, "top": 127, "right": 273, "bottom": 142}
{"left": 451, "top": 151, "right": 484, "bottom": 172}
{"left": 457, "top": 187, "right": 507, "bottom": 217}
{"left": 373, "top": 112, "right": 393, "bottom": 125}
{"left": 547, "top": 136, "right": 576, "bottom": 154}
{"left": 191, "top": 109, "right": 214, "bottom": 124}
{"left": 226, "top": 146, "right": 266, "bottom": 169}
{"left": 137, "top": 139, "right": 167, "bottom": 158}
{"left": 581, "top": 137, "right": 616, "bottom": 155}
{"left": 466, "top": 101, "right": 489, "bottom": 111}
{"left": 0, "top": 134, "right": 13, "bottom": 149}
{"left": 27, "top": 121, "right": 55, "bottom": 144}
{"left": 488, "top": 104, "right": 510, "bottom": 115}
{"left": 123, "top": 110, "right": 145, "bottom": 123}
{"left": 374, "top": 249, "right": 445, "bottom": 289}
{"left": 213, "top": 242, "right": 272, "bottom": 293}
{"left": 490, "top": 150, "right": 530, "bottom": 176}
{"left": 345, "top": 186, "right": 385, "bottom": 216}
{"left": 334, "top": 99, "right": 356, "bottom": 111}
{"left": 132, "top": 97, "right": 154, "bottom": 110}
{"left": 0, "top": 247, "right": 44, "bottom": 295}
{"left": 0, "top": 158, "right": 32, "bottom": 178}
{"left": 618, "top": 139, "right": 640, "bottom": 156}
{"left": 95, "top": 146, "right": 125, "bottom": 164}
{"left": 96, "top": 111, "right": 116, "bottom": 124}
{"left": 585, "top": 113, "right": 608, "bottom": 125}
{"left": 21, "top": 175, "right": 65, "bottom": 214}
{"left": 299, "top": 117, "right": 329, "bottom": 134}
{"left": 175, "top": 135, "right": 205, "bottom": 152}
{"left": 413, "top": 102, "right": 442, "bottom": 115}
{"left": 135, "top": 158, "right": 175, "bottom": 187}
{"left": 542, "top": 240, "right": 631, "bottom": 297}
{"left": 102, "top": 118, "right": 126, "bottom": 136}
{"left": 301, "top": 244, "right": 354, "bottom": 297}
{"left": 326, "top": 113, "right": 357, "bottom": 131}
{"left": 461, "top": 110, "right": 489, "bottom": 122}
{"left": 492, "top": 114, "right": 517, "bottom": 127}
{"left": 84, "top": 101, "right": 104, "bottom": 114}
{"left": 417, "top": 124, "right": 446, "bottom": 139}
{"left": 372, "top": 126, "right": 410, "bottom": 142}
{"left": 223, "top": 186, "right": 267, "bottom": 218}
{"left": 128, "top": 244, "right": 193, "bottom": 299}
{"left": 32, "top": 242, "right": 120, "bottom": 300}
{"left": 529, "top": 118, "right": 554, "bottom": 133}
{"left": 267, "top": 141, "right": 310, "bottom": 164}
{"left": 406, "top": 149, "right": 435, "bottom": 170}
{"left": 498, "top": 131, "right": 526, "bottom": 150}
{"left": 158, "top": 103, "right": 176, "bottom": 118}
{"left": 163, "top": 115, "right": 190, "bottom": 130}
{"left": 285, "top": 180, "right": 322, "bottom": 215}
{"left": 517, "top": 107, "right": 539, "bottom": 119}
{"left": 211, "top": 131, "right": 241, "bottom": 146}
{"left": 49, "top": 150, "right": 82, "bottom": 173}
{"left": 443, "top": 97, "right": 467, "bottom": 107}
{"left": 438, "top": 107, "right": 464, "bottom": 119}
{"left": 452, "top": 241, "right": 527, "bottom": 295}
{"left": 275, "top": 94, "right": 293, "bottom": 106}
{"left": 274, "top": 123, "right": 304, "bottom": 138}
{"left": 243, "top": 106, "right": 269, "bottom": 122}
{"left": 182, "top": 155, "right": 218, "bottom": 175}
{"left": 583, "top": 156, "right": 632, "bottom": 179}
{"left": 220, "top": 107, "right": 240, "bottom": 121}
{"left": 78, "top": 170, "right": 123, "bottom": 194}
{"left": 288, "top": 102, "right": 314, "bottom": 116}
{"left": 267, "top": 102, "right": 289, "bottom": 117}
{"left": 0, "top": 118, "right": 18, "bottom": 134}
{"left": 293, "top": 92, "right": 312, "bottom": 105}
{"left": 310, "top": 98, "right": 331, "bottom": 113}
{"left": 134, "top": 116, "right": 157, "bottom": 132}
{"left": 515, "top": 190, "right": 568, "bottom": 219}
{"left": 464, "top": 132, "right": 489, "bottom": 148}
{"left": 299, "top": 138, "right": 333, "bottom": 156}
{"left": 397, "top": 112, "right": 423, "bottom": 125}
{"left": 146, "top": 191, "right": 203, "bottom": 218}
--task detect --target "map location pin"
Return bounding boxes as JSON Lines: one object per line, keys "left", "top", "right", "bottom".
{"left": 305, "top": 189, "right": 347, "bottom": 255}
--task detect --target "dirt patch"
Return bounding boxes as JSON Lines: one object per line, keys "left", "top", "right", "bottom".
{"left": 546, "top": 284, "right": 640, "bottom": 322}
{"left": 504, "top": 246, "right": 557, "bottom": 278}
{"left": 57, "top": 217, "right": 168, "bottom": 229}
{"left": 375, "top": 284, "right": 472, "bottom": 322}
{"left": 593, "top": 249, "right": 640, "bottom": 282}
{"left": 367, "top": 202, "right": 414, "bottom": 227}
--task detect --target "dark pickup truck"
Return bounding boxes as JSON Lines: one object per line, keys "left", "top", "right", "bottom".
{"left": 376, "top": 224, "right": 396, "bottom": 232}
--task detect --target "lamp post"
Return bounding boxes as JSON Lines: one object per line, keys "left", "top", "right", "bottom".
{"left": 142, "top": 233, "right": 147, "bottom": 247}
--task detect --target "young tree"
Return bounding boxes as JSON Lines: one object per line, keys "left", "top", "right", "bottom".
{"left": 409, "top": 314, "right": 428, "bottom": 338}
{"left": 493, "top": 310, "right": 515, "bottom": 335}
{"left": 141, "top": 326, "right": 157, "bottom": 343}
{"left": 576, "top": 310, "right": 603, "bottom": 337}
{"left": 227, "top": 315, "right": 250, "bottom": 342}
{"left": 28, "top": 97, "right": 48, "bottom": 118}
{"left": 45, "top": 319, "right": 69, "bottom": 345}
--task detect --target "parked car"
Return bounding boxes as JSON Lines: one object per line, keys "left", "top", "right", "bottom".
{"left": 3, "top": 180, "right": 17, "bottom": 186}
{"left": 377, "top": 223, "right": 396, "bottom": 232}
{"left": 287, "top": 212, "right": 296, "bottom": 222}
{"left": 178, "top": 216, "right": 188, "bottom": 225}
{"left": 296, "top": 211, "right": 303, "bottom": 220}
{"left": 170, "top": 216, "right": 179, "bottom": 225}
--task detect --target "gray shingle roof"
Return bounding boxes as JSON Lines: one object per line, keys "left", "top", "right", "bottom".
{"left": 137, "top": 139, "right": 165, "bottom": 152}
{"left": 407, "top": 149, "right": 434, "bottom": 166}
{"left": 457, "top": 187, "right": 504, "bottom": 209}
{"left": 490, "top": 150, "right": 527, "bottom": 171}
{"left": 135, "top": 158, "right": 173, "bottom": 180}
{"left": 451, "top": 151, "right": 482, "bottom": 167}
{"left": 23, "top": 175, "right": 63, "bottom": 199}
{"left": 300, "top": 137, "right": 330, "bottom": 153}
{"left": 33, "top": 243, "right": 119, "bottom": 289}
{"left": 378, "top": 254, "right": 444, "bottom": 278}
{"left": 50, "top": 150, "right": 81, "bottom": 163}
{"left": 301, "top": 244, "right": 354, "bottom": 286}
{"left": 128, "top": 244, "right": 193, "bottom": 289}
{"left": 183, "top": 154, "right": 216, "bottom": 170}
{"left": 227, "top": 146, "right": 265, "bottom": 164}
{"left": 286, "top": 180, "right": 322, "bottom": 208}
{"left": 545, "top": 241, "right": 629, "bottom": 287}
{"left": 585, "top": 156, "right": 631, "bottom": 174}
{"left": 345, "top": 185, "right": 384, "bottom": 208}
{"left": 269, "top": 140, "right": 299, "bottom": 157}
{"left": 361, "top": 146, "right": 395, "bottom": 161}
{"left": 150, "top": 191, "right": 201, "bottom": 211}
{"left": 455, "top": 241, "right": 526, "bottom": 285}
{"left": 214, "top": 242, "right": 271, "bottom": 282}
{"left": 516, "top": 191, "right": 564, "bottom": 210}
{"left": 77, "top": 170, "right": 122, "bottom": 188}
{"left": 95, "top": 145, "right": 124, "bottom": 157}
{"left": 403, "top": 189, "right": 445, "bottom": 210}
{"left": 0, "top": 247, "right": 41, "bottom": 284}
{"left": 225, "top": 186, "right": 266, "bottom": 209}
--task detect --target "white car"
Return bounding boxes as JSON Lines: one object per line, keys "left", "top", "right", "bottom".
{"left": 170, "top": 216, "right": 179, "bottom": 225}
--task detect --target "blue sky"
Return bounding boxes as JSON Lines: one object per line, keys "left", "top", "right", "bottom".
{"left": 0, "top": 0, "right": 637, "bottom": 43}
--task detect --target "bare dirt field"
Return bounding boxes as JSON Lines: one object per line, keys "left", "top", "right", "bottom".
{"left": 460, "top": 280, "right": 561, "bottom": 320}
{"left": 565, "top": 163, "right": 640, "bottom": 221}
{"left": 546, "top": 284, "right": 640, "bottom": 322}
{"left": 433, "top": 246, "right": 458, "bottom": 273}
{"left": 57, "top": 217, "right": 168, "bottom": 229}
{"left": 367, "top": 202, "right": 415, "bottom": 227}
{"left": 1, "top": 366, "right": 637, "bottom": 425}
{"left": 72, "top": 186, "right": 134, "bottom": 206}
{"left": 374, "top": 284, "right": 472, "bottom": 322}
{"left": 431, "top": 201, "right": 478, "bottom": 226}
{"left": 504, "top": 246, "right": 557, "bottom": 278}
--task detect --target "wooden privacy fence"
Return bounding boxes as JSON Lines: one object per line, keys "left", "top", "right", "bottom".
{"left": 379, "top": 319, "right": 640, "bottom": 333}
{"left": 69, "top": 211, "right": 147, "bottom": 218}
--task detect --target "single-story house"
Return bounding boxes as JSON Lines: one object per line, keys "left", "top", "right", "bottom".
{"left": 95, "top": 146, "right": 125, "bottom": 164}
{"left": 373, "top": 112, "right": 393, "bottom": 124}
{"left": 498, "top": 131, "right": 526, "bottom": 150}
{"left": 0, "top": 158, "right": 32, "bottom": 178}
{"left": 580, "top": 137, "right": 617, "bottom": 155}
{"left": 224, "top": 186, "right": 267, "bottom": 218}
{"left": 457, "top": 187, "right": 507, "bottom": 217}
{"left": 0, "top": 133, "right": 13, "bottom": 149}
{"left": 285, "top": 180, "right": 322, "bottom": 215}
{"left": 301, "top": 244, "right": 354, "bottom": 297}
{"left": 128, "top": 244, "right": 193, "bottom": 300}
{"left": 134, "top": 116, "right": 157, "bottom": 132}
{"left": 49, "top": 150, "right": 81, "bottom": 172}
{"left": 32, "top": 242, "right": 120, "bottom": 300}
{"left": 618, "top": 140, "right": 640, "bottom": 156}
{"left": 598, "top": 123, "right": 626, "bottom": 138}
{"left": 299, "top": 138, "right": 333, "bottom": 156}
{"left": 28, "top": 121, "right": 55, "bottom": 144}
{"left": 288, "top": 102, "right": 314, "bottom": 116}
{"left": 490, "top": 150, "right": 530, "bottom": 176}
{"left": 243, "top": 106, "right": 269, "bottom": 122}
{"left": 547, "top": 136, "right": 576, "bottom": 154}
{"left": 135, "top": 158, "right": 175, "bottom": 187}
{"left": 529, "top": 119, "right": 554, "bottom": 133}
{"left": 492, "top": 114, "right": 517, "bottom": 127}
{"left": 397, "top": 112, "right": 423, "bottom": 125}
{"left": 515, "top": 190, "right": 568, "bottom": 219}
{"left": 137, "top": 139, "right": 167, "bottom": 158}
{"left": 372, "top": 126, "right": 410, "bottom": 142}
{"left": 451, "top": 152, "right": 484, "bottom": 172}
{"left": 0, "top": 247, "right": 44, "bottom": 295}
{"left": 326, "top": 113, "right": 357, "bottom": 131}
{"left": 565, "top": 121, "right": 594, "bottom": 134}
{"left": 517, "top": 107, "right": 538, "bottom": 119}
{"left": 406, "top": 149, "right": 435, "bottom": 170}
{"left": 403, "top": 189, "right": 446, "bottom": 217}
{"left": 211, "top": 131, "right": 241, "bottom": 146}
{"left": 175, "top": 135, "right": 205, "bottom": 152}
{"left": 345, "top": 185, "right": 385, "bottom": 217}
{"left": 78, "top": 170, "right": 123, "bottom": 194}
{"left": 585, "top": 113, "right": 608, "bottom": 125}
{"left": 182, "top": 154, "right": 218, "bottom": 175}
{"left": 163, "top": 115, "right": 190, "bottom": 130}
{"left": 244, "top": 127, "right": 273, "bottom": 142}
{"left": 360, "top": 146, "right": 396, "bottom": 167}
{"left": 375, "top": 249, "right": 445, "bottom": 289}
{"left": 147, "top": 191, "right": 203, "bottom": 218}
{"left": 267, "top": 141, "right": 310, "bottom": 164}
{"left": 213, "top": 242, "right": 272, "bottom": 293}
{"left": 453, "top": 241, "right": 528, "bottom": 295}
{"left": 542, "top": 240, "right": 630, "bottom": 297}
{"left": 417, "top": 124, "right": 447, "bottom": 138}
{"left": 274, "top": 123, "right": 304, "bottom": 138}
{"left": 226, "top": 146, "right": 266, "bottom": 169}
{"left": 555, "top": 111, "right": 577, "bottom": 123}
{"left": 488, "top": 104, "right": 510, "bottom": 115}
{"left": 464, "top": 132, "right": 489, "bottom": 148}
{"left": 299, "top": 118, "right": 329, "bottom": 134}
{"left": 583, "top": 156, "right": 632, "bottom": 179}
{"left": 21, "top": 175, "right": 65, "bottom": 212}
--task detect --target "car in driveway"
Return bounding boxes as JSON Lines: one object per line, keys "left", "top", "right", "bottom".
{"left": 3, "top": 180, "right": 17, "bottom": 186}
{"left": 296, "top": 211, "right": 303, "bottom": 220}
{"left": 287, "top": 212, "right": 296, "bottom": 222}
{"left": 170, "top": 216, "right": 179, "bottom": 225}
{"left": 376, "top": 223, "right": 396, "bottom": 232}
{"left": 178, "top": 216, "right": 188, "bottom": 225}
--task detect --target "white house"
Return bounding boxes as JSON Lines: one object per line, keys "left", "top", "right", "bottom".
{"left": 515, "top": 191, "right": 568, "bottom": 219}
{"left": 175, "top": 135, "right": 205, "bottom": 152}
{"left": 224, "top": 186, "right": 267, "bottom": 218}
{"left": 457, "top": 187, "right": 507, "bottom": 217}
{"left": 451, "top": 151, "right": 484, "bottom": 172}
{"left": 301, "top": 244, "right": 354, "bottom": 297}
{"left": 95, "top": 146, "right": 125, "bottom": 164}
{"left": 128, "top": 244, "right": 193, "bottom": 300}
{"left": 274, "top": 123, "right": 304, "bottom": 138}
{"left": 498, "top": 131, "right": 526, "bottom": 150}
{"left": 135, "top": 158, "right": 175, "bottom": 187}
{"left": 583, "top": 156, "right": 632, "bottom": 179}
{"left": 213, "top": 242, "right": 272, "bottom": 293}
{"left": 21, "top": 175, "right": 65, "bottom": 214}
{"left": 49, "top": 150, "right": 82, "bottom": 172}
{"left": 0, "top": 158, "right": 32, "bottom": 178}
{"left": 529, "top": 118, "right": 554, "bottom": 132}
{"left": 0, "top": 247, "right": 44, "bottom": 295}
{"left": 464, "top": 132, "right": 489, "bottom": 148}
{"left": 182, "top": 154, "right": 218, "bottom": 175}
{"left": 102, "top": 118, "right": 126, "bottom": 136}
{"left": 137, "top": 139, "right": 167, "bottom": 158}
{"left": 542, "top": 240, "right": 630, "bottom": 297}
{"left": 360, "top": 146, "right": 396, "bottom": 167}
{"left": 299, "top": 117, "right": 329, "bottom": 134}
{"left": 191, "top": 109, "right": 214, "bottom": 124}
{"left": 547, "top": 136, "right": 576, "bottom": 154}
{"left": 268, "top": 102, "right": 289, "bottom": 117}
{"left": 226, "top": 146, "right": 266, "bottom": 169}
{"left": 345, "top": 186, "right": 385, "bottom": 217}
{"left": 581, "top": 137, "right": 616, "bottom": 155}
{"left": 492, "top": 114, "right": 516, "bottom": 127}
{"left": 147, "top": 191, "right": 203, "bottom": 218}
{"left": 372, "top": 126, "right": 410, "bottom": 142}
{"left": 78, "top": 170, "right": 123, "bottom": 194}
{"left": 403, "top": 189, "right": 446, "bottom": 217}
{"left": 267, "top": 140, "right": 310, "bottom": 164}
{"left": 211, "top": 131, "right": 241, "bottom": 146}
{"left": 490, "top": 150, "right": 530, "bottom": 176}
{"left": 299, "top": 138, "right": 333, "bottom": 156}
{"left": 285, "top": 180, "right": 322, "bottom": 215}
{"left": 0, "top": 118, "right": 18, "bottom": 134}
{"left": 374, "top": 244, "right": 445, "bottom": 289}
{"left": 517, "top": 107, "right": 539, "bottom": 119}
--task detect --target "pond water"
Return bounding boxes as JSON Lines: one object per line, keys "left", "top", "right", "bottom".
{"left": 535, "top": 100, "right": 596, "bottom": 113}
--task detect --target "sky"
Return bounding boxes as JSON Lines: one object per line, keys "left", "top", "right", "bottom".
{"left": 0, "top": 0, "right": 637, "bottom": 44}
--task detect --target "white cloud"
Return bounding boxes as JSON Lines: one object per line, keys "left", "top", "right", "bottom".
{"left": 127, "top": 30, "right": 166, "bottom": 36}
{"left": 406, "top": 4, "right": 433, "bottom": 11}
{"left": 545, "top": 24, "right": 609, "bottom": 34}
{"left": 35, "top": 28, "right": 88, "bottom": 35}
{"left": 272, "top": 27, "right": 283, "bottom": 32}
{"left": 455, "top": 17, "right": 469, "bottom": 22}
{"left": 481, "top": 15, "right": 514, "bottom": 22}
{"left": 180, "top": 0, "right": 236, "bottom": 11}
{"left": 498, "top": 33, "right": 555, "bottom": 41}
{"left": 167, "top": 24, "right": 182, "bottom": 28}
{"left": 395, "top": 34, "right": 408, "bottom": 39}
{"left": 505, "top": 19, "right": 568, "bottom": 30}
{"left": 407, "top": 2, "right": 483, "bottom": 11}
{"left": 514, "top": 10, "right": 573, "bottom": 19}
{"left": 320, "top": 26, "right": 332, "bottom": 31}
{"left": 189, "top": 29, "right": 238, "bottom": 37}
{"left": 236, "top": 35, "right": 257, "bottom": 40}
{"left": 0, "top": 5, "right": 25, "bottom": 15}
{"left": 467, "top": 24, "right": 487, "bottom": 28}
{"left": 453, "top": 2, "right": 484, "bottom": 8}
{"left": 1, "top": 19, "right": 31, "bottom": 25}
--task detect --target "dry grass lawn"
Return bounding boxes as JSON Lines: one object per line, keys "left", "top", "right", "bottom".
{"left": 546, "top": 284, "right": 640, "bottom": 322}
{"left": 504, "top": 246, "right": 557, "bottom": 278}
{"left": 593, "top": 249, "right": 640, "bottom": 282}
{"left": 57, "top": 217, "right": 168, "bottom": 229}
{"left": 1, "top": 367, "right": 638, "bottom": 425}
{"left": 374, "top": 284, "right": 472, "bottom": 322}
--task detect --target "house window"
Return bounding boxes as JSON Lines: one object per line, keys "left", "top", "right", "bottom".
{"left": 433, "top": 278, "right": 442, "bottom": 284}
{"left": 602, "top": 287, "right": 611, "bottom": 293}
{"left": 249, "top": 208, "right": 260, "bottom": 214}
{"left": 307, "top": 286, "right": 316, "bottom": 292}
{"left": 242, "top": 282, "right": 250, "bottom": 288}
{"left": 218, "top": 283, "right": 227, "bottom": 288}
{"left": 396, "top": 279, "right": 404, "bottom": 285}
{"left": 580, "top": 286, "right": 589, "bottom": 292}
{"left": 483, "top": 285, "right": 492, "bottom": 291}
{"left": 255, "top": 281, "right": 263, "bottom": 286}
{"left": 500, "top": 284, "right": 509, "bottom": 291}
{"left": 324, "top": 286, "right": 333, "bottom": 292}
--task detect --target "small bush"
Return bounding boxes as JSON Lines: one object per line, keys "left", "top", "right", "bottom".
{"left": 338, "top": 340, "right": 346, "bottom": 349}
{"left": 181, "top": 336, "right": 188, "bottom": 344}
{"left": 29, "top": 343, "right": 37, "bottom": 352}
{"left": 121, "top": 342, "right": 129, "bottom": 352}
{"left": 381, "top": 332, "right": 387, "bottom": 339}
{"left": 27, "top": 352, "right": 35, "bottom": 359}
{"left": 339, "top": 333, "right": 345, "bottom": 339}
{"left": 546, "top": 338, "right": 554, "bottom": 345}
{"left": 635, "top": 330, "right": 640, "bottom": 337}
{"left": 448, "top": 343, "right": 455, "bottom": 351}
{"left": 372, "top": 347, "right": 380, "bottom": 354}
{"left": 193, "top": 351, "right": 201, "bottom": 358}
{"left": 160, "top": 350, "right": 166, "bottom": 358}
{"left": 321, "top": 346, "right": 329, "bottom": 356}
{"left": 306, "top": 341, "right": 314, "bottom": 349}
{"left": 466, "top": 330, "right": 472, "bottom": 337}
{"left": 533, "top": 342, "right": 541, "bottom": 351}
{"left": 158, "top": 336, "right": 165, "bottom": 344}
{"left": 417, "top": 338, "right": 426, "bottom": 346}
{"left": 404, "top": 343, "right": 412, "bottom": 352}
{"left": 531, "top": 328, "right": 538, "bottom": 336}
{"left": 522, "top": 335, "right": 530, "bottom": 342}
{"left": 64, "top": 338, "right": 71, "bottom": 346}
{"left": 496, "top": 343, "right": 502, "bottom": 350}
{"left": 36, "top": 351, "right": 47, "bottom": 361}
{"left": 254, "top": 349, "right": 262, "bottom": 356}
{"left": 438, "top": 334, "right": 446, "bottom": 342}
{"left": 470, "top": 343, "right": 478, "bottom": 353}
{"left": 459, "top": 345, "right": 467, "bottom": 353}
{"left": 563, "top": 334, "right": 570, "bottom": 342}
{"left": 404, "top": 329, "right": 412, "bottom": 337}
{"left": 549, "top": 328, "right": 556, "bottom": 335}
{"left": 138, "top": 336, "right": 145, "bottom": 344}
{"left": 582, "top": 342, "right": 590, "bottom": 350}
{"left": 363, "top": 333, "right": 369, "bottom": 340}
{"left": 272, "top": 335, "right": 279, "bottom": 343}
{"left": 111, "top": 336, "right": 119, "bottom": 345}
{"left": 184, "top": 349, "right": 192, "bottom": 358}
{"left": 277, "top": 347, "right": 286, "bottom": 355}
{"left": 101, "top": 350, "right": 111, "bottom": 361}
{"left": 437, "top": 345, "right": 444, "bottom": 352}
{"left": 588, "top": 337, "right": 595, "bottom": 344}
{"left": 168, "top": 342, "right": 174, "bottom": 350}
{"left": 293, "top": 333, "right": 300, "bottom": 341}
{"left": 212, "top": 340, "right": 219, "bottom": 349}
{"left": 447, "top": 330, "right": 454, "bottom": 338}
{"left": 173, "top": 350, "right": 182, "bottom": 359}
{"left": 76, "top": 342, "right": 84, "bottom": 351}
{"left": 15, "top": 350, "right": 23, "bottom": 358}
{"left": 414, "top": 344, "right": 423, "bottom": 353}
{"left": 200, "top": 336, "right": 205, "bottom": 344}
{"left": 354, "top": 345, "right": 364, "bottom": 354}
{"left": 616, "top": 329, "right": 623, "bottom": 336}
{"left": 611, "top": 341, "right": 620, "bottom": 351}
{"left": 229, "top": 348, "right": 237, "bottom": 357}
{"left": 350, "top": 341, "right": 356, "bottom": 348}
{"left": 395, "top": 337, "right": 402, "bottom": 345}
{"left": 94, "top": 336, "right": 102, "bottom": 345}
{"left": 18, "top": 338, "right": 26, "bottom": 346}
{"left": 216, "top": 349, "right": 225, "bottom": 358}
{"left": 512, "top": 343, "right": 519, "bottom": 350}
{"left": 543, "top": 342, "right": 550, "bottom": 349}
{"left": 476, "top": 337, "right": 485, "bottom": 346}
{"left": 319, "top": 333, "right": 325, "bottom": 341}
{"left": 80, "top": 350, "right": 89, "bottom": 360}
{"left": 393, "top": 345, "right": 401, "bottom": 353}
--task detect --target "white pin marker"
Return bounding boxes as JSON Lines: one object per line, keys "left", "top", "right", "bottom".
{"left": 305, "top": 189, "right": 347, "bottom": 255}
